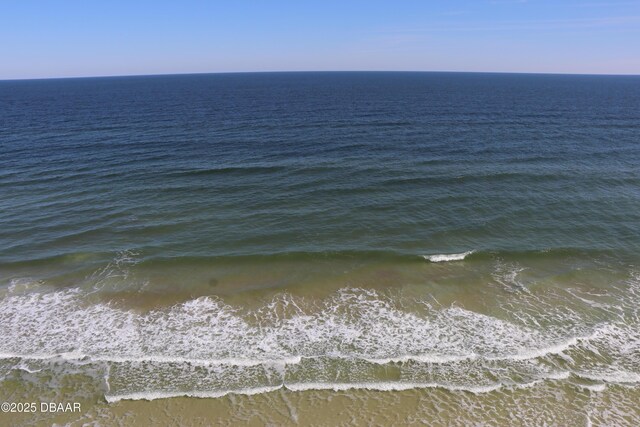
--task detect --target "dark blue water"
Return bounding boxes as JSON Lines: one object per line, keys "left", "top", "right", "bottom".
{"left": 1, "top": 72, "right": 639, "bottom": 268}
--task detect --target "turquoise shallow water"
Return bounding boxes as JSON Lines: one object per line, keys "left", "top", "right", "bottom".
{"left": 1, "top": 72, "right": 640, "bottom": 425}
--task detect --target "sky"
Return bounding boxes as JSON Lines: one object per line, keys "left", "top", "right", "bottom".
{"left": 1, "top": 0, "right": 639, "bottom": 79}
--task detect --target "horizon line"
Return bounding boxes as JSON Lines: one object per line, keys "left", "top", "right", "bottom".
{"left": 2, "top": 69, "right": 640, "bottom": 82}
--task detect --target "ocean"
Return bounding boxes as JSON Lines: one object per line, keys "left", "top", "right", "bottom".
{"left": 1, "top": 72, "right": 639, "bottom": 426}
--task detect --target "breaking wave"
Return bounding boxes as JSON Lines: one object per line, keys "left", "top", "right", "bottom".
{"left": 423, "top": 251, "right": 474, "bottom": 262}
{"left": 1, "top": 271, "right": 639, "bottom": 402}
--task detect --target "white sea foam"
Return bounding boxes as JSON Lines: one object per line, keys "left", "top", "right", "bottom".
{"left": 423, "top": 251, "right": 473, "bottom": 262}
{"left": 0, "top": 287, "right": 564, "bottom": 364}
{"left": 364, "top": 353, "right": 477, "bottom": 365}
{"left": 105, "top": 385, "right": 282, "bottom": 403}
{"left": 575, "top": 370, "right": 640, "bottom": 384}
{"left": 0, "top": 352, "right": 302, "bottom": 367}
{"left": 364, "top": 335, "right": 590, "bottom": 364}
{"left": 492, "top": 260, "right": 527, "bottom": 290}
{"left": 284, "top": 381, "right": 503, "bottom": 394}
{"left": 104, "top": 375, "right": 578, "bottom": 402}
{"left": 105, "top": 382, "right": 506, "bottom": 402}
{"left": 1, "top": 283, "right": 639, "bottom": 401}
{"left": 581, "top": 383, "right": 607, "bottom": 392}
{"left": 544, "top": 370, "right": 571, "bottom": 381}
{"left": 484, "top": 334, "right": 594, "bottom": 362}
{"left": 0, "top": 343, "right": 584, "bottom": 368}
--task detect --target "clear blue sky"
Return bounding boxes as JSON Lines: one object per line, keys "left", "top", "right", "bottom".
{"left": 1, "top": 0, "right": 639, "bottom": 79}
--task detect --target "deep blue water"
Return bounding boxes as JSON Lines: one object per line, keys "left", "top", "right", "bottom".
{"left": 1, "top": 72, "right": 639, "bottom": 267}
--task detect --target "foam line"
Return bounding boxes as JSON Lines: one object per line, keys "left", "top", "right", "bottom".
{"left": 105, "top": 385, "right": 282, "bottom": 403}
{"left": 104, "top": 382, "right": 504, "bottom": 402}
{"left": 574, "top": 371, "right": 640, "bottom": 384}
{"left": 484, "top": 334, "right": 595, "bottom": 361}
{"left": 105, "top": 377, "right": 570, "bottom": 403}
{"left": 0, "top": 333, "right": 588, "bottom": 367}
{"left": 0, "top": 352, "right": 302, "bottom": 367}
{"left": 423, "top": 251, "right": 473, "bottom": 262}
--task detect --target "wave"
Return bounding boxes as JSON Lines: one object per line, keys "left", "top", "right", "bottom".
{"left": 365, "top": 334, "right": 594, "bottom": 364}
{"left": 105, "top": 371, "right": 586, "bottom": 402}
{"left": 0, "top": 287, "right": 594, "bottom": 366}
{"left": 1, "top": 246, "right": 630, "bottom": 271}
{"left": 103, "top": 369, "right": 638, "bottom": 404}
{"left": 2, "top": 280, "right": 639, "bottom": 403}
{"left": 580, "top": 383, "right": 607, "bottom": 392}
{"left": 423, "top": 251, "right": 474, "bottom": 262}
{"left": 104, "top": 381, "right": 527, "bottom": 403}
{"left": 0, "top": 331, "right": 590, "bottom": 367}
{"left": 137, "top": 247, "right": 619, "bottom": 266}
{"left": 574, "top": 370, "right": 640, "bottom": 384}
{"left": 105, "top": 385, "right": 283, "bottom": 403}
{"left": 485, "top": 334, "right": 595, "bottom": 361}
{"left": 0, "top": 352, "right": 302, "bottom": 367}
